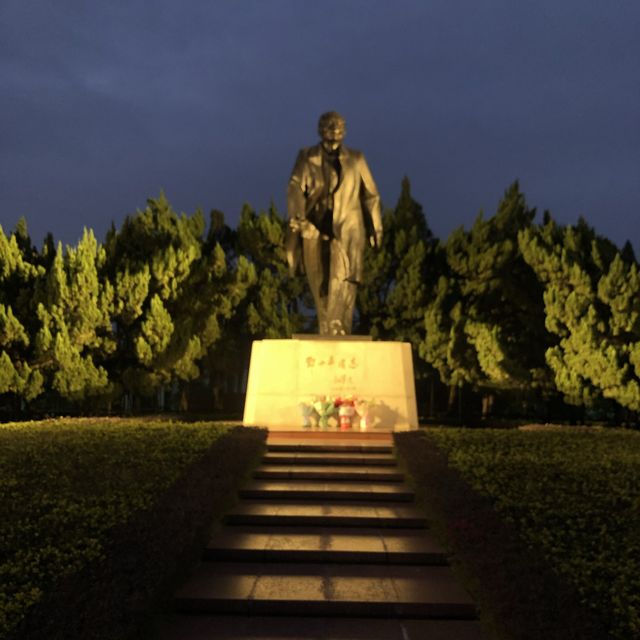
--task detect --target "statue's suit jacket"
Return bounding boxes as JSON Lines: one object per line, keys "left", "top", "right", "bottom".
{"left": 286, "top": 143, "right": 382, "bottom": 284}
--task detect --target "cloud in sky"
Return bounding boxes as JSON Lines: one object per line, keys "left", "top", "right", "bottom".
{"left": 1, "top": 0, "right": 639, "bottom": 251}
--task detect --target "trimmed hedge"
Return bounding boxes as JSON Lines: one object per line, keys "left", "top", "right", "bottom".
{"left": 395, "top": 429, "right": 625, "bottom": 640}
{"left": 0, "top": 419, "right": 266, "bottom": 640}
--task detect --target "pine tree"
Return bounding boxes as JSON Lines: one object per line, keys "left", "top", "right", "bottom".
{"left": 355, "top": 204, "right": 394, "bottom": 337}
{"left": 0, "top": 304, "right": 42, "bottom": 400}
{"left": 232, "top": 202, "right": 305, "bottom": 338}
{"left": 0, "top": 223, "right": 44, "bottom": 402}
{"left": 105, "top": 193, "right": 252, "bottom": 402}
{"left": 357, "top": 177, "right": 436, "bottom": 343}
{"left": 421, "top": 182, "right": 550, "bottom": 415}
{"left": 621, "top": 240, "right": 637, "bottom": 265}
{"left": 32, "top": 229, "right": 114, "bottom": 402}
{"left": 520, "top": 217, "right": 640, "bottom": 412}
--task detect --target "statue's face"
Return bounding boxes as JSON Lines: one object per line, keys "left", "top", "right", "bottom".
{"left": 320, "top": 121, "right": 345, "bottom": 153}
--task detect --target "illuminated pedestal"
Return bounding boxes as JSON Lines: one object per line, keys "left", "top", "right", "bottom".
{"left": 242, "top": 337, "right": 418, "bottom": 431}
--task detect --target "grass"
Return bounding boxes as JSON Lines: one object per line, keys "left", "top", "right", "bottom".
{"left": 395, "top": 427, "right": 640, "bottom": 640}
{"left": 0, "top": 417, "right": 266, "bottom": 640}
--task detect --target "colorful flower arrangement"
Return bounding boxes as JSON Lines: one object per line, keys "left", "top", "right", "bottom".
{"left": 299, "top": 396, "right": 374, "bottom": 430}
{"left": 312, "top": 396, "right": 336, "bottom": 429}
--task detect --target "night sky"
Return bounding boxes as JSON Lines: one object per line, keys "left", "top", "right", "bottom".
{"left": 2, "top": 1, "right": 639, "bottom": 252}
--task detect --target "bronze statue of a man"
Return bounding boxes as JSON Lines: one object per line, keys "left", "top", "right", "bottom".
{"left": 286, "top": 111, "right": 383, "bottom": 335}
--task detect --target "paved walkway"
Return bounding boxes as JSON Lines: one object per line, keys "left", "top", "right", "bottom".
{"left": 154, "top": 431, "right": 484, "bottom": 639}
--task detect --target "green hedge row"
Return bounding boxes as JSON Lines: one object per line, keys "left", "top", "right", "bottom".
{"left": 395, "top": 428, "right": 639, "bottom": 640}
{"left": 0, "top": 419, "right": 266, "bottom": 640}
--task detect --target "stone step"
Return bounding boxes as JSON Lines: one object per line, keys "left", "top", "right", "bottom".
{"left": 240, "top": 480, "right": 414, "bottom": 502}
{"left": 263, "top": 452, "right": 397, "bottom": 466}
{"left": 205, "top": 526, "right": 447, "bottom": 564}
{"left": 174, "top": 562, "right": 477, "bottom": 619}
{"left": 267, "top": 443, "right": 393, "bottom": 454}
{"left": 225, "top": 500, "right": 428, "bottom": 528}
{"left": 254, "top": 465, "right": 404, "bottom": 482}
{"left": 154, "top": 614, "right": 484, "bottom": 640}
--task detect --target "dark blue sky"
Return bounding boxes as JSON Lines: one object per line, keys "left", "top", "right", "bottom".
{"left": 2, "top": 1, "right": 639, "bottom": 251}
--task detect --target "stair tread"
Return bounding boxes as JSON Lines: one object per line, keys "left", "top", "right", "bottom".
{"left": 226, "top": 500, "right": 427, "bottom": 528}
{"left": 174, "top": 562, "right": 476, "bottom": 617}
{"left": 255, "top": 465, "right": 403, "bottom": 477}
{"left": 207, "top": 525, "right": 446, "bottom": 561}
{"left": 267, "top": 444, "right": 393, "bottom": 454}
{"left": 229, "top": 500, "right": 426, "bottom": 519}
{"left": 241, "top": 480, "right": 413, "bottom": 499}
{"left": 263, "top": 452, "right": 396, "bottom": 465}
{"left": 155, "top": 615, "right": 484, "bottom": 640}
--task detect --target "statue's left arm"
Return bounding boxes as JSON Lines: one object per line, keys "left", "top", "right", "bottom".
{"left": 358, "top": 153, "right": 383, "bottom": 248}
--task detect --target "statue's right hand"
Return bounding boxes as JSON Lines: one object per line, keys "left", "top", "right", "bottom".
{"left": 290, "top": 218, "right": 319, "bottom": 240}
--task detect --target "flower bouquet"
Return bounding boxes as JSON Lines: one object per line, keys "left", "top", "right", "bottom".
{"left": 298, "top": 401, "right": 315, "bottom": 429}
{"left": 334, "top": 396, "right": 356, "bottom": 431}
{"left": 354, "top": 399, "right": 373, "bottom": 430}
{"left": 313, "top": 396, "right": 336, "bottom": 430}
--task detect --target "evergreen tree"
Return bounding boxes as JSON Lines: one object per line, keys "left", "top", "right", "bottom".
{"left": 356, "top": 207, "right": 394, "bottom": 337}
{"left": 596, "top": 254, "right": 640, "bottom": 409}
{"left": 0, "top": 223, "right": 44, "bottom": 401}
{"left": 355, "top": 178, "right": 440, "bottom": 417}
{"left": 357, "top": 177, "right": 436, "bottom": 344}
{"left": 621, "top": 240, "right": 637, "bottom": 265}
{"left": 204, "top": 203, "right": 303, "bottom": 401}
{"left": 105, "top": 193, "right": 252, "bottom": 401}
{"left": 232, "top": 202, "right": 305, "bottom": 338}
{"left": 520, "top": 217, "right": 640, "bottom": 412}
{"left": 0, "top": 304, "right": 42, "bottom": 400}
{"left": 32, "top": 229, "right": 114, "bottom": 402}
{"left": 421, "top": 260, "right": 466, "bottom": 400}
{"left": 421, "top": 182, "right": 550, "bottom": 414}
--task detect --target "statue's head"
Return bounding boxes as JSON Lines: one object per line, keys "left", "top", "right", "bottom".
{"left": 318, "top": 111, "right": 346, "bottom": 153}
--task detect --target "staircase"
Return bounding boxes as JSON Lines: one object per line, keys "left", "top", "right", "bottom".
{"left": 156, "top": 432, "right": 483, "bottom": 639}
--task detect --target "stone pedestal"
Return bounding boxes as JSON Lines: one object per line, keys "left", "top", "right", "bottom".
{"left": 242, "top": 337, "right": 418, "bottom": 431}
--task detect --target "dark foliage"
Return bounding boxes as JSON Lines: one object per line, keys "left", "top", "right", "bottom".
{"left": 394, "top": 431, "right": 610, "bottom": 640}
{"left": 8, "top": 426, "right": 266, "bottom": 640}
